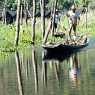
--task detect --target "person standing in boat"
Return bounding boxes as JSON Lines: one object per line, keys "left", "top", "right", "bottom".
{"left": 67, "top": 4, "right": 80, "bottom": 40}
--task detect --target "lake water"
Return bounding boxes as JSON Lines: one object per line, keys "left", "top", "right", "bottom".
{"left": 0, "top": 39, "right": 95, "bottom": 95}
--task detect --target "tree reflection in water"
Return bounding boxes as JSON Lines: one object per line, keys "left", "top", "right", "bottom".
{"left": 15, "top": 51, "right": 24, "bottom": 95}
{"left": 1, "top": 44, "right": 95, "bottom": 95}
{"left": 43, "top": 51, "right": 81, "bottom": 89}
{"left": 15, "top": 46, "right": 39, "bottom": 95}
{"left": 32, "top": 46, "right": 38, "bottom": 94}
{"left": 42, "top": 51, "right": 47, "bottom": 87}
{"left": 15, "top": 47, "right": 82, "bottom": 95}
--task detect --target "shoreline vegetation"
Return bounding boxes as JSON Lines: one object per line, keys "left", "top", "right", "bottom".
{"left": 0, "top": 9, "right": 95, "bottom": 52}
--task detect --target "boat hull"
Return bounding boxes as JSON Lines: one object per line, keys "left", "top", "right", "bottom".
{"left": 42, "top": 42, "right": 88, "bottom": 53}
{"left": 43, "top": 42, "right": 88, "bottom": 62}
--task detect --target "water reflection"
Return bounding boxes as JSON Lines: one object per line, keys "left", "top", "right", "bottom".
{"left": 15, "top": 46, "right": 39, "bottom": 95}
{"left": 32, "top": 46, "right": 38, "bottom": 94}
{"left": 42, "top": 51, "right": 47, "bottom": 87}
{"left": 68, "top": 53, "right": 80, "bottom": 88}
{"left": 0, "top": 47, "right": 95, "bottom": 95}
{"left": 43, "top": 49, "right": 78, "bottom": 62}
{"left": 15, "top": 51, "right": 24, "bottom": 95}
{"left": 43, "top": 51, "right": 81, "bottom": 89}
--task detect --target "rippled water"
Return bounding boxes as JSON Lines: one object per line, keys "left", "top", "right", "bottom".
{"left": 0, "top": 43, "right": 95, "bottom": 95}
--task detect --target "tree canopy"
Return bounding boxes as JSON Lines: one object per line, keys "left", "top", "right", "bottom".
{"left": 0, "top": 0, "right": 94, "bottom": 10}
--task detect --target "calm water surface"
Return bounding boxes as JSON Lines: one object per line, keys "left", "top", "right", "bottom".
{"left": 0, "top": 42, "right": 95, "bottom": 95}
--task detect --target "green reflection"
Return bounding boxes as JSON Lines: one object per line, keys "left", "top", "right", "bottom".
{"left": 0, "top": 48, "right": 95, "bottom": 95}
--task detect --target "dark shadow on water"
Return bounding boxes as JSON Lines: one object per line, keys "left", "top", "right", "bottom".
{"left": 43, "top": 49, "right": 80, "bottom": 62}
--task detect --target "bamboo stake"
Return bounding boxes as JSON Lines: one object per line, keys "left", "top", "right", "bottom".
{"left": 15, "top": 0, "right": 21, "bottom": 46}
{"left": 86, "top": 1, "right": 88, "bottom": 30}
{"left": 32, "top": 0, "right": 36, "bottom": 44}
{"left": 20, "top": 4, "right": 23, "bottom": 25}
{"left": 2, "top": 0, "right": 7, "bottom": 24}
{"left": 51, "top": 0, "right": 58, "bottom": 36}
{"left": 40, "top": 0, "right": 45, "bottom": 40}
{"left": 42, "top": 0, "right": 58, "bottom": 44}
{"left": 43, "top": 20, "right": 52, "bottom": 44}
{"left": 25, "top": 2, "right": 28, "bottom": 24}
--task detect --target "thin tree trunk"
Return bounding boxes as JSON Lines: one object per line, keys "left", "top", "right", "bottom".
{"left": 26, "top": 3, "right": 28, "bottom": 24}
{"left": 2, "top": 0, "right": 7, "bottom": 24}
{"left": 42, "top": 0, "right": 58, "bottom": 44}
{"left": 86, "top": 5, "right": 88, "bottom": 29}
{"left": 2, "top": 8, "right": 6, "bottom": 24}
{"left": 32, "top": 0, "right": 36, "bottom": 44}
{"left": 15, "top": 0, "right": 21, "bottom": 46}
{"left": 24, "top": 1, "right": 28, "bottom": 25}
{"left": 40, "top": 0, "right": 45, "bottom": 40}
{"left": 23, "top": 0, "right": 28, "bottom": 25}
{"left": 51, "top": 0, "right": 58, "bottom": 36}
{"left": 20, "top": 4, "right": 23, "bottom": 25}
{"left": 43, "top": 20, "right": 52, "bottom": 44}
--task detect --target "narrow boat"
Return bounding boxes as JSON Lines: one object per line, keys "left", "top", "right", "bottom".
{"left": 42, "top": 35, "right": 89, "bottom": 52}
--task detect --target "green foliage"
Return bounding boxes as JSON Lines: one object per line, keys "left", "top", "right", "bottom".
{"left": 0, "top": 9, "right": 95, "bottom": 52}
{"left": 0, "top": 0, "right": 94, "bottom": 12}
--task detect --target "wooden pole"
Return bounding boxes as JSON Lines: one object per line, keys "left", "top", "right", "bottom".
{"left": 2, "top": 0, "right": 7, "bottom": 24}
{"left": 51, "top": 0, "right": 58, "bottom": 36}
{"left": 20, "top": 4, "right": 23, "bottom": 25}
{"left": 40, "top": 0, "right": 45, "bottom": 40}
{"left": 86, "top": 0, "right": 88, "bottom": 30}
{"left": 24, "top": 0, "right": 28, "bottom": 25}
{"left": 43, "top": 20, "right": 52, "bottom": 44}
{"left": 25, "top": 1, "right": 28, "bottom": 25}
{"left": 32, "top": 0, "right": 36, "bottom": 44}
{"left": 15, "top": 0, "right": 21, "bottom": 46}
{"left": 42, "top": 0, "right": 58, "bottom": 44}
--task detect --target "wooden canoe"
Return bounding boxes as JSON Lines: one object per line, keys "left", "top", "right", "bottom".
{"left": 42, "top": 37, "right": 89, "bottom": 52}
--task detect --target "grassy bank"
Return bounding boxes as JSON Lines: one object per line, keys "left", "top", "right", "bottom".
{"left": 0, "top": 10, "right": 95, "bottom": 52}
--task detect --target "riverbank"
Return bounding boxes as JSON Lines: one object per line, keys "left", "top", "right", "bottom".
{"left": 0, "top": 10, "right": 95, "bottom": 52}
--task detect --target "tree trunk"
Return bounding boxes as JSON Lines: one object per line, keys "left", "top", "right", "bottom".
{"left": 2, "top": 0, "right": 7, "bottom": 24}
{"left": 51, "top": 0, "right": 58, "bottom": 36}
{"left": 15, "top": 0, "right": 21, "bottom": 46}
{"left": 86, "top": 4, "right": 88, "bottom": 29}
{"left": 20, "top": 4, "right": 23, "bottom": 25}
{"left": 24, "top": 1, "right": 28, "bottom": 25}
{"left": 42, "top": 0, "right": 58, "bottom": 44}
{"left": 40, "top": 0, "right": 45, "bottom": 40}
{"left": 32, "top": 0, "right": 36, "bottom": 44}
{"left": 23, "top": 0, "right": 28, "bottom": 25}
{"left": 2, "top": 8, "right": 6, "bottom": 24}
{"left": 43, "top": 20, "right": 52, "bottom": 44}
